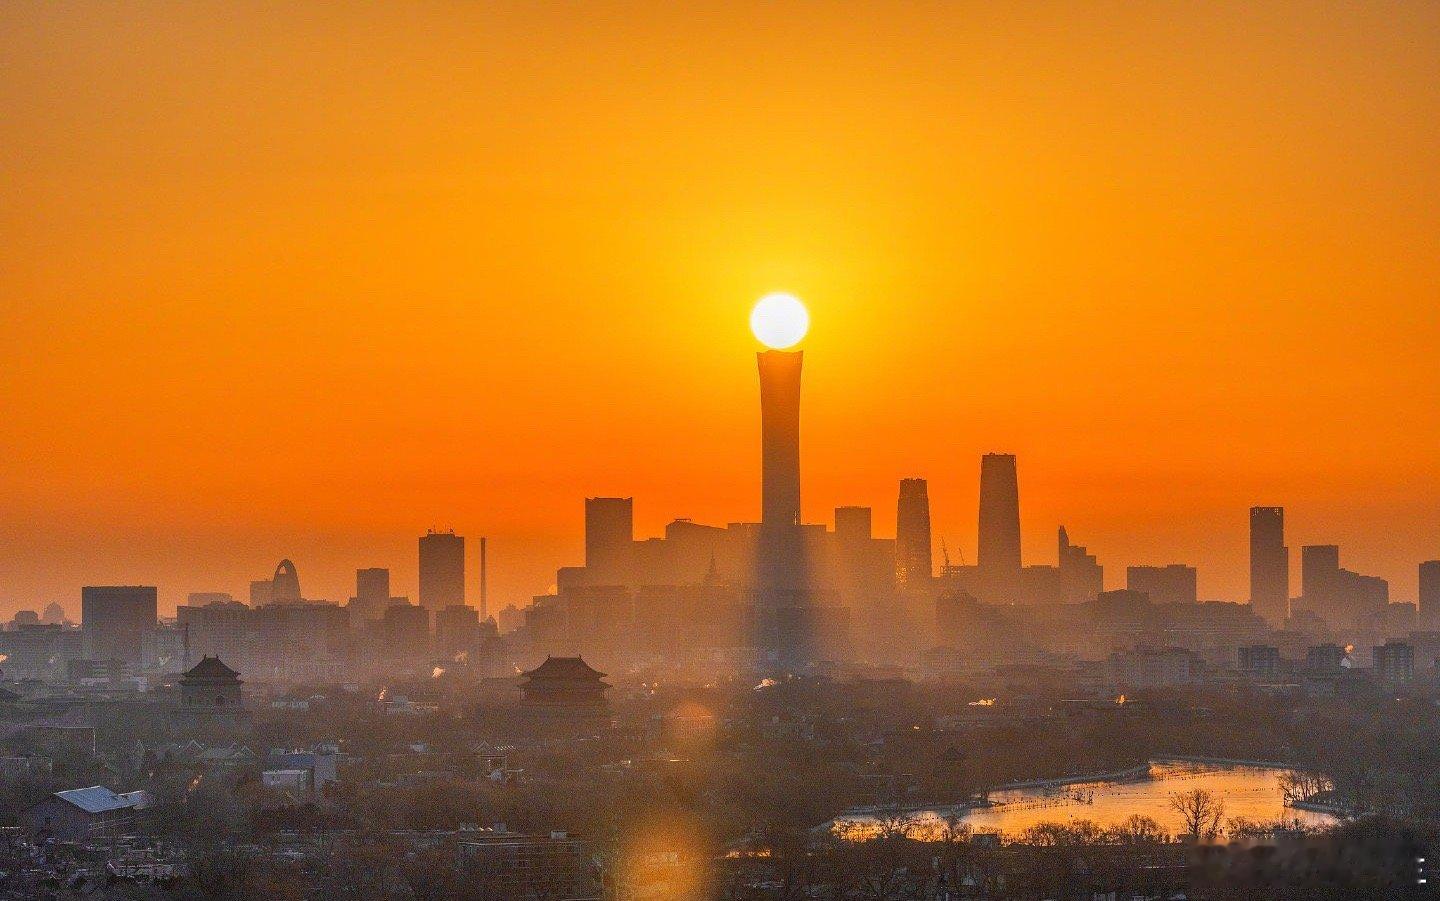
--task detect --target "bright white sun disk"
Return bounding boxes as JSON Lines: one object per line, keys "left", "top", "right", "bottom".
{"left": 750, "top": 293, "right": 809, "bottom": 349}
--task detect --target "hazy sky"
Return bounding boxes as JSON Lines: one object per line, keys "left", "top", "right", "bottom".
{"left": 3, "top": 2, "right": 1438, "bottom": 616}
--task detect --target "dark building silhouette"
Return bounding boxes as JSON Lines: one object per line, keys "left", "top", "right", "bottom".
{"left": 833, "top": 505, "right": 872, "bottom": 543}
{"left": 382, "top": 603, "right": 431, "bottom": 660}
{"left": 757, "top": 349, "right": 802, "bottom": 529}
{"left": 270, "top": 559, "right": 301, "bottom": 603}
{"left": 1421, "top": 560, "right": 1440, "bottom": 625}
{"left": 81, "top": 586, "right": 157, "bottom": 666}
{"left": 178, "top": 655, "right": 243, "bottom": 708}
{"left": 519, "top": 655, "right": 609, "bottom": 709}
{"left": 895, "top": 478, "right": 933, "bottom": 588}
{"left": 1249, "top": 506, "right": 1289, "bottom": 625}
{"left": 249, "top": 579, "right": 273, "bottom": 606}
{"left": 1374, "top": 640, "right": 1414, "bottom": 686}
{"left": 1127, "top": 564, "right": 1198, "bottom": 605}
{"left": 1300, "top": 544, "right": 1388, "bottom": 628}
{"left": 584, "top": 497, "right": 633, "bottom": 584}
{"left": 978, "top": 453, "right": 1021, "bottom": 573}
{"left": 418, "top": 530, "right": 465, "bottom": 613}
{"left": 1238, "top": 644, "right": 1281, "bottom": 680}
{"left": 352, "top": 567, "right": 390, "bottom": 621}
{"left": 435, "top": 604, "right": 480, "bottom": 658}
{"left": 1057, "top": 526, "right": 1104, "bottom": 603}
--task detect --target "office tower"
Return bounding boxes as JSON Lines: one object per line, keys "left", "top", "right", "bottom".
{"left": 270, "top": 559, "right": 301, "bottom": 604}
{"left": 1249, "top": 507, "right": 1289, "bottom": 624}
{"left": 978, "top": 453, "right": 1021, "bottom": 572}
{"left": 834, "top": 506, "right": 872, "bottom": 543}
{"left": 1305, "top": 643, "right": 1347, "bottom": 674}
{"left": 479, "top": 536, "right": 489, "bottom": 620}
{"left": 249, "top": 579, "right": 273, "bottom": 606}
{"left": 42, "top": 602, "right": 65, "bottom": 625}
{"left": 353, "top": 568, "right": 390, "bottom": 621}
{"left": 1302, "top": 545, "right": 1341, "bottom": 601}
{"left": 435, "top": 604, "right": 480, "bottom": 658}
{"left": 1421, "top": 561, "right": 1440, "bottom": 624}
{"left": 584, "top": 497, "right": 633, "bottom": 584}
{"left": 1238, "top": 645, "right": 1281, "bottom": 681}
{"left": 81, "top": 586, "right": 158, "bottom": 665}
{"left": 382, "top": 603, "right": 431, "bottom": 660}
{"left": 896, "top": 478, "right": 933, "bottom": 588}
{"left": 1126, "top": 564, "right": 1198, "bottom": 605}
{"left": 1057, "top": 526, "right": 1104, "bottom": 603}
{"left": 419, "top": 530, "right": 465, "bottom": 613}
{"left": 757, "top": 349, "right": 802, "bottom": 528}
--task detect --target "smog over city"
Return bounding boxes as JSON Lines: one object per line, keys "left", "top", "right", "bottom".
{"left": 2, "top": 3, "right": 1438, "bottom": 899}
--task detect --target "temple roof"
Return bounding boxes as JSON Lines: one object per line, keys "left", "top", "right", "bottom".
{"left": 520, "top": 655, "right": 607, "bottom": 681}
{"left": 182, "top": 655, "right": 240, "bottom": 680}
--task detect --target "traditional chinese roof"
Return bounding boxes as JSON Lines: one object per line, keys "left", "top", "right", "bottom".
{"left": 182, "top": 656, "right": 240, "bottom": 681}
{"left": 520, "top": 656, "right": 607, "bottom": 682}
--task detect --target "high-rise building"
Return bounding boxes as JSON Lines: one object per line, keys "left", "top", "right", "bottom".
{"left": 1300, "top": 544, "right": 1388, "bottom": 627}
{"left": 1374, "top": 640, "right": 1414, "bottom": 686}
{"left": 249, "top": 579, "right": 273, "bottom": 606}
{"left": 1126, "top": 564, "right": 1198, "bottom": 605}
{"left": 584, "top": 498, "right": 633, "bottom": 585}
{"left": 978, "top": 453, "right": 1021, "bottom": 573}
{"left": 757, "top": 349, "right": 802, "bottom": 529}
{"left": 419, "top": 531, "right": 465, "bottom": 613}
{"left": 1249, "top": 506, "right": 1289, "bottom": 625}
{"left": 382, "top": 603, "right": 431, "bottom": 661}
{"left": 1301, "top": 545, "right": 1341, "bottom": 601}
{"left": 834, "top": 506, "right": 872, "bottom": 543}
{"left": 435, "top": 604, "right": 480, "bottom": 659}
{"left": 81, "top": 586, "right": 157, "bottom": 665}
{"left": 270, "top": 559, "right": 301, "bottom": 604}
{"left": 1057, "top": 526, "right": 1104, "bottom": 603}
{"left": 353, "top": 567, "right": 391, "bottom": 621}
{"left": 896, "top": 478, "right": 932, "bottom": 588}
{"left": 1420, "top": 561, "right": 1440, "bottom": 624}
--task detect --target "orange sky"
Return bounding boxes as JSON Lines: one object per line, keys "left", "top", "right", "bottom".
{"left": 2, "top": 2, "right": 1438, "bottom": 617}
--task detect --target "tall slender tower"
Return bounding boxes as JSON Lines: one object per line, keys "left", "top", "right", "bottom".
{"left": 1249, "top": 506, "right": 1289, "bottom": 624}
{"left": 977, "top": 453, "right": 1022, "bottom": 572}
{"left": 896, "top": 478, "right": 933, "bottom": 588}
{"left": 758, "top": 350, "right": 803, "bottom": 528}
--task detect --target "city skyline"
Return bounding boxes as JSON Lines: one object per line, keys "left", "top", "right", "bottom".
{"left": 3, "top": 3, "right": 1439, "bottom": 615}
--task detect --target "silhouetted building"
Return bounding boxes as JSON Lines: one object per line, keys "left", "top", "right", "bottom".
{"left": 1299, "top": 544, "right": 1388, "bottom": 628}
{"left": 519, "top": 655, "right": 609, "bottom": 709}
{"left": 1305, "top": 643, "right": 1347, "bottom": 674}
{"left": 352, "top": 567, "right": 391, "bottom": 621}
{"left": 834, "top": 506, "right": 872, "bottom": 543}
{"left": 1421, "top": 561, "right": 1440, "bottom": 625}
{"left": 1238, "top": 644, "right": 1281, "bottom": 680}
{"left": 896, "top": 478, "right": 933, "bottom": 588}
{"left": 435, "top": 604, "right": 480, "bottom": 659}
{"left": 584, "top": 497, "right": 633, "bottom": 584}
{"left": 270, "top": 559, "right": 301, "bottom": 603}
{"left": 419, "top": 530, "right": 465, "bottom": 612}
{"left": 757, "top": 349, "right": 802, "bottom": 529}
{"left": 176, "top": 599, "right": 251, "bottom": 668}
{"left": 1127, "top": 564, "right": 1198, "bottom": 605}
{"left": 178, "top": 655, "right": 243, "bottom": 708}
{"left": 249, "top": 579, "right": 273, "bottom": 606}
{"left": 382, "top": 603, "right": 431, "bottom": 661}
{"left": 42, "top": 602, "right": 66, "bottom": 625}
{"left": 1249, "top": 506, "right": 1289, "bottom": 625}
{"left": 20, "top": 787, "right": 151, "bottom": 841}
{"left": 978, "top": 453, "right": 1021, "bottom": 573}
{"left": 1374, "top": 640, "right": 1414, "bottom": 686}
{"left": 1057, "top": 526, "right": 1103, "bottom": 603}
{"left": 81, "top": 586, "right": 157, "bottom": 666}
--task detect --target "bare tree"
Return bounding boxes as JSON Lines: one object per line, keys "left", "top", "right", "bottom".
{"left": 1169, "top": 788, "right": 1225, "bottom": 840}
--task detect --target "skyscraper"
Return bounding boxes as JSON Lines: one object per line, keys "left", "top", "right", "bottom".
{"left": 758, "top": 349, "right": 802, "bottom": 529}
{"left": 1249, "top": 506, "right": 1289, "bottom": 625}
{"left": 1420, "top": 560, "right": 1440, "bottom": 624}
{"left": 1126, "top": 564, "right": 1199, "bottom": 605}
{"left": 419, "top": 530, "right": 465, "bottom": 613}
{"left": 895, "top": 478, "right": 933, "bottom": 588}
{"left": 834, "top": 506, "right": 873, "bottom": 543}
{"left": 584, "top": 497, "right": 633, "bottom": 585}
{"left": 270, "top": 559, "right": 301, "bottom": 604}
{"left": 978, "top": 453, "right": 1021, "bottom": 573}
{"left": 81, "top": 586, "right": 158, "bottom": 665}
{"left": 353, "top": 567, "right": 391, "bottom": 621}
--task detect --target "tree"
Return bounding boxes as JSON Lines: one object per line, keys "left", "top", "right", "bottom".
{"left": 1169, "top": 788, "right": 1225, "bottom": 840}
{"left": 1108, "top": 814, "right": 1169, "bottom": 845}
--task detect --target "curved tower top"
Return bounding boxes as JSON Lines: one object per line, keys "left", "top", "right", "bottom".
{"left": 271, "top": 559, "right": 301, "bottom": 603}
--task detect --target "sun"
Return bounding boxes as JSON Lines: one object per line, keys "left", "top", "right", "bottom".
{"left": 749, "top": 293, "right": 809, "bottom": 350}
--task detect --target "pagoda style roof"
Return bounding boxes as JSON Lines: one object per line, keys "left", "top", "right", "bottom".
{"left": 182, "top": 656, "right": 240, "bottom": 680}
{"left": 520, "top": 656, "right": 607, "bottom": 682}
